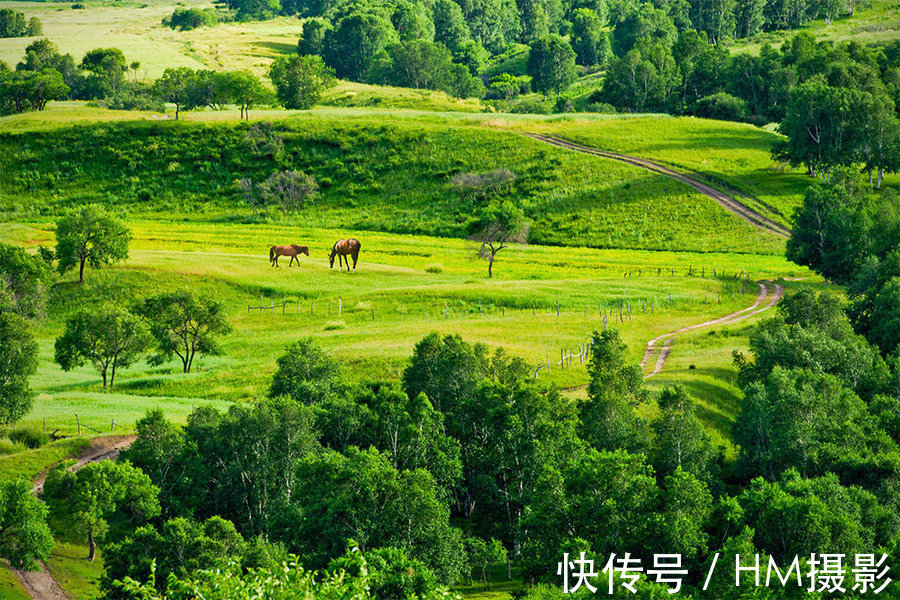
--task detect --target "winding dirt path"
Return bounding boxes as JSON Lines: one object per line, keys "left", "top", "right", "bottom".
{"left": 11, "top": 435, "right": 136, "bottom": 600}
{"left": 640, "top": 282, "right": 784, "bottom": 378}
{"left": 524, "top": 133, "right": 791, "bottom": 238}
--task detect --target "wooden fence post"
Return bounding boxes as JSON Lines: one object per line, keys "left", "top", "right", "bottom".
{"left": 338, "top": 298, "right": 342, "bottom": 317}
{"left": 76, "top": 414, "right": 81, "bottom": 437}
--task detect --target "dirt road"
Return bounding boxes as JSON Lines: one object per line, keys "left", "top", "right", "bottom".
{"left": 525, "top": 133, "right": 791, "bottom": 238}
{"left": 12, "top": 435, "right": 136, "bottom": 600}
{"left": 640, "top": 282, "right": 785, "bottom": 378}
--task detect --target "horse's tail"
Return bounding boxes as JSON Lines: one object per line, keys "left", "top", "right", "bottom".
{"left": 269, "top": 246, "right": 274, "bottom": 261}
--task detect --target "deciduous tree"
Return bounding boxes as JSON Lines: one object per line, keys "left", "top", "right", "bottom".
{"left": 43, "top": 460, "right": 160, "bottom": 562}
{"left": 0, "top": 313, "right": 38, "bottom": 424}
{"left": 54, "top": 307, "right": 153, "bottom": 389}
{"left": 55, "top": 204, "right": 130, "bottom": 283}
{"left": 138, "top": 290, "right": 232, "bottom": 374}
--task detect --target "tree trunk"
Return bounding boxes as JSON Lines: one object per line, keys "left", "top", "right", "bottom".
{"left": 110, "top": 362, "right": 117, "bottom": 390}
{"left": 79, "top": 255, "right": 86, "bottom": 283}
{"left": 488, "top": 254, "right": 494, "bottom": 278}
{"left": 101, "top": 368, "right": 107, "bottom": 389}
{"left": 175, "top": 104, "right": 180, "bottom": 121}
{"left": 878, "top": 167, "right": 884, "bottom": 189}
{"left": 88, "top": 531, "right": 96, "bottom": 562}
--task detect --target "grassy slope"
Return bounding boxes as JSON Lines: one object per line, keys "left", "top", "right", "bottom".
{"left": 0, "top": 108, "right": 785, "bottom": 255}
{"left": 517, "top": 116, "right": 810, "bottom": 229}
{"left": 732, "top": 0, "right": 900, "bottom": 54}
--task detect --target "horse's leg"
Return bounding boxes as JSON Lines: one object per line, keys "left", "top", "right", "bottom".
{"left": 290, "top": 255, "right": 295, "bottom": 267}
{"left": 352, "top": 252, "right": 358, "bottom": 271}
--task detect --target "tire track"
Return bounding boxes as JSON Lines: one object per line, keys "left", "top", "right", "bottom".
{"left": 641, "top": 282, "right": 784, "bottom": 378}
{"left": 524, "top": 133, "right": 791, "bottom": 238}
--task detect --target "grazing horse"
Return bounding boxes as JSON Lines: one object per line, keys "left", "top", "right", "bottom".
{"left": 329, "top": 238, "right": 361, "bottom": 271}
{"left": 269, "top": 244, "right": 309, "bottom": 267}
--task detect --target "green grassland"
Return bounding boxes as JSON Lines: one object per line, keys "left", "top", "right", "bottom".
{"left": 0, "top": 108, "right": 787, "bottom": 254}
{"left": 519, "top": 116, "right": 811, "bottom": 229}
{"left": 2, "top": 219, "right": 811, "bottom": 439}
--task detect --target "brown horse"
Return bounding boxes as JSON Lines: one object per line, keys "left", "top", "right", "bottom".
{"left": 329, "top": 238, "right": 361, "bottom": 271}
{"left": 270, "top": 244, "right": 309, "bottom": 267}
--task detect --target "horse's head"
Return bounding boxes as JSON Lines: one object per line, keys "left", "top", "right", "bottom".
{"left": 302, "top": 247, "right": 309, "bottom": 256}
{"left": 329, "top": 246, "right": 336, "bottom": 268}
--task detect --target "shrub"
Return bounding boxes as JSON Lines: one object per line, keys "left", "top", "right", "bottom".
{"left": 694, "top": 92, "right": 749, "bottom": 122}
{"left": 323, "top": 320, "right": 347, "bottom": 330}
{"left": 424, "top": 263, "right": 444, "bottom": 273}
{"left": 165, "top": 7, "right": 217, "bottom": 30}
{"left": 8, "top": 427, "right": 49, "bottom": 449}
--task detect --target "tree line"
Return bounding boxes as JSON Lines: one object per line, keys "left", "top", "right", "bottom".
{"left": 0, "top": 8, "right": 41, "bottom": 38}
{"left": 0, "top": 39, "right": 342, "bottom": 117}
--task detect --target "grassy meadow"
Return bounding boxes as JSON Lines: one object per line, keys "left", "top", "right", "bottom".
{"left": 0, "top": 218, "right": 812, "bottom": 447}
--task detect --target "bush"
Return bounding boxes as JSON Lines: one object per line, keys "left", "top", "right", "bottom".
{"left": 694, "top": 92, "right": 749, "bottom": 122}
{"left": 424, "top": 263, "right": 444, "bottom": 273}
{"left": 7, "top": 427, "right": 48, "bottom": 449}
{"left": 323, "top": 320, "right": 347, "bottom": 330}
{"left": 165, "top": 7, "right": 217, "bottom": 30}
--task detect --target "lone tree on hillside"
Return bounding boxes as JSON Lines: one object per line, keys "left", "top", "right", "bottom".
{"left": 43, "top": 460, "right": 160, "bottom": 562}
{"left": 468, "top": 200, "right": 529, "bottom": 278}
{"left": 261, "top": 170, "right": 318, "bottom": 213}
{"left": 55, "top": 205, "right": 130, "bottom": 283}
{"left": 54, "top": 307, "right": 152, "bottom": 390}
{"left": 0, "top": 313, "right": 39, "bottom": 425}
{"left": 138, "top": 290, "right": 232, "bottom": 374}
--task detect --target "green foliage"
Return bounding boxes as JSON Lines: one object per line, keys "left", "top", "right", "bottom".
{"left": 7, "top": 427, "right": 49, "bottom": 449}
{"left": 269, "top": 55, "right": 336, "bottom": 109}
{"left": 694, "top": 92, "right": 748, "bottom": 121}
{"left": 43, "top": 459, "right": 161, "bottom": 562}
{"left": 0, "top": 69, "right": 69, "bottom": 115}
{"left": 465, "top": 537, "right": 507, "bottom": 589}
{"left": 0, "top": 478, "right": 54, "bottom": 570}
{"left": 153, "top": 67, "right": 198, "bottom": 120}
{"left": 650, "top": 386, "right": 719, "bottom": 484}
{"left": 269, "top": 337, "right": 341, "bottom": 403}
{"left": 299, "top": 18, "right": 331, "bottom": 56}
{"left": 318, "top": 383, "right": 463, "bottom": 496}
{"left": 526, "top": 35, "right": 577, "bottom": 97}
{"left": 55, "top": 204, "right": 131, "bottom": 283}
{"left": 54, "top": 307, "right": 153, "bottom": 389}
{"left": 468, "top": 200, "right": 528, "bottom": 277}
{"left": 79, "top": 48, "right": 128, "bottom": 100}
{"left": 279, "top": 446, "right": 466, "bottom": 583}
{"left": 571, "top": 9, "right": 610, "bottom": 67}
{"left": 324, "top": 13, "right": 397, "bottom": 82}
{"left": 581, "top": 329, "right": 650, "bottom": 454}
{"left": 165, "top": 8, "right": 218, "bottom": 31}
{"left": 102, "top": 516, "right": 250, "bottom": 598}
{"left": 0, "top": 9, "right": 41, "bottom": 38}
{"left": 329, "top": 546, "right": 441, "bottom": 599}
{"left": 112, "top": 544, "right": 455, "bottom": 600}
{"left": 137, "top": 290, "right": 232, "bottom": 374}
{"left": 0, "top": 242, "right": 53, "bottom": 317}
{"left": 0, "top": 313, "right": 38, "bottom": 425}
{"left": 737, "top": 470, "right": 897, "bottom": 560}
{"left": 373, "top": 40, "right": 483, "bottom": 98}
